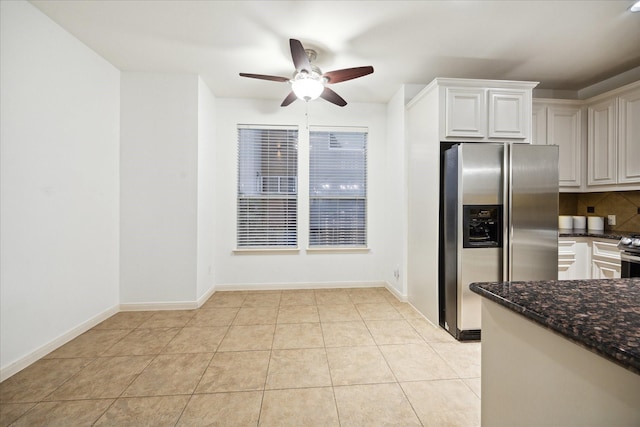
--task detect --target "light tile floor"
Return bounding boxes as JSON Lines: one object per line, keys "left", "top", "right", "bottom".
{"left": 0, "top": 287, "right": 481, "bottom": 426}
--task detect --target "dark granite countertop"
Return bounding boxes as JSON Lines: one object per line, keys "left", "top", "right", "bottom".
{"left": 558, "top": 230, "right": 638, "bottom": 240}
{"left": 470, "top": 278, "right": 640, "bottom": 375}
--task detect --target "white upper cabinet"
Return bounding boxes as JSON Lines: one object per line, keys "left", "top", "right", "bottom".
{"left": 438, "top": 78, "right": 537, "bottom": 143}
{"left": 585, "top": 82, "right": 640, "bottom": 190}
{"left": 531, "top": 102, "right": 548, "bottom": 146}
{"left": 488, "top": 89, "right": 528, "bottom": 139}
{"left": 618, "top": 86, "right": 640, "bottom": 184}
{"left": 532, "top": 100, "right": 582, "bottom": 189}
{"left": 587, "top": 98, "right": 616, "bottom": 186}
{"left": 534, "top": 81, "right": 640, "bottom": 192}
{"left": 445, "top": 87, "right": 486, "bottom": 138}
{"left": 549, "top": 104, "right": 582, "bottom": 188}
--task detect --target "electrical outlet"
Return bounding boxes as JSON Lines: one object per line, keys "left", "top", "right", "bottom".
{"left": 607, "top": 215, "right": 616, "bottom": 226}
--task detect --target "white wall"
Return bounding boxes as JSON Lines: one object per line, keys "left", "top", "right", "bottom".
{"left": 213, "top": 98, "right": 388, "bottom": 288}
{"left": 120, "top": 73, "right": 199, "bottom": 304}
{"left": 196, "top": 79, "right": 217, "bottom": 300}
{"left": 405, "top": 84, "right": 442, "bottom": 324}
{"left": 384, "top": 87, "right": 408, "bottom": 296}
{"left": 383, "top": 84, "right": 430, "bottom": 300}
{"left": 0, "top": 0, "right": 120, "bottom": 376}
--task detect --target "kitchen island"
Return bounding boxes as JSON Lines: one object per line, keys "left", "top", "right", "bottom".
{"left": 470, "top": 278, "right": 640, "bottom": 427}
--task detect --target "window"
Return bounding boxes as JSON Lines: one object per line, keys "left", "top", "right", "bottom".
{"left": 237, "top": 126, "right": 298, "bottom": 248}
{"left": 309, "top": 127, "right": 367, "bottom": 247}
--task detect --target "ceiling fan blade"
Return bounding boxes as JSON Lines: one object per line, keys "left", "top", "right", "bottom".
{"left": 290, "top": 39, "right": 311, "bottom": 73}
{"left": 281, "top": 91, "right": 298, "bottom": 107}
{"left": 239, "top": 73, "right": 289, "bottom": 82}
{"left": 320, "top": 87, "right": 347, "bottom": 107}
{"left": 323, "top": 66, "right": 374, "bottom": 84}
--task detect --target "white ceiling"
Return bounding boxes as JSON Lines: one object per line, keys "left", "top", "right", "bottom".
{"left": 31, "top": 0, "right": 640, "bottom": 105}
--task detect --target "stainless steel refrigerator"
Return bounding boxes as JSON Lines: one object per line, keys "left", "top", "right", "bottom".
{"left": 442, "top": 143, "right": 559, "bottom": 340}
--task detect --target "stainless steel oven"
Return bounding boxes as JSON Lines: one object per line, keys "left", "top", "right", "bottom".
{"left": 620, "top": 252, "right": 640, "bottom": 278}
{"left": 618, "top": 235, "right": 640, "bottom": 278}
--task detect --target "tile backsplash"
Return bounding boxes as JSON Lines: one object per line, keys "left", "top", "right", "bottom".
{"left": 559, "top": 190, "right": 640, "bottom": 232}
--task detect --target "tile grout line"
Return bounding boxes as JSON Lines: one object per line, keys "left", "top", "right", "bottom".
{"left": 21, "top": 314, "right": 154, "bottom": 424}
{"left": 372, "top": 320, "right": 426, "bottom": 427}
{"left": 174, "top": 294, "right": 246, "bottom": 426}
{"left": 124, "top": 311, "right": 199, "bottom": 412}
{"left": 114, "top": 310, "right": 206, "bottom": 425}
{"left": 255, "top": 296, "right": 280, "bottom": 427}
{"left": 317, "top": 297, "right": 344, "bottom": 427}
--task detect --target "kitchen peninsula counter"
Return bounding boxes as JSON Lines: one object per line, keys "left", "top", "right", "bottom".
{"left": 470, "top": 278, "right": 640, "bottom": 374}
{"left": 470, "top": 278, "right": 640, "bottom": 426}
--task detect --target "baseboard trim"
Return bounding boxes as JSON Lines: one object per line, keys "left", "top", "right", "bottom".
{"left": 0, "top": 304, "right": 119, "bottom": 382}
{"left": 196, "top": 285, "right": 216, "bottom": 308}
{"left": 119, "top": 301, "right": 199, "bottom": 311}
{"left": 383, "top": 281, "right": 407, "bottom": 302}
{"left": 215, "top": 281, "right": 387, "bottom": 291}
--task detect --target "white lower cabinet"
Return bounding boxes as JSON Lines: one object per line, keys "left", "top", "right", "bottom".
{"left": 591, "top": 239, "right": 621, "bottom": 279}
{"left": 558, "top": 237, "right": 620, "bottom": 280}
{"left": 592, "top": 259, "right": 621, "bottom": 279}
{"left": 558, "top": 238, "right": 590, "bottom": 280}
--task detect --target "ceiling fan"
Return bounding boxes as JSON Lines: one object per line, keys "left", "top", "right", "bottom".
{"left": 240, "top": 39, "right": 374, "bottom": 107}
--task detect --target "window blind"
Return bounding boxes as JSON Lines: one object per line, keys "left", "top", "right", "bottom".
{"left": 237, "top": 126, "right": 298, "bottom": 248}
{"left": 309, "top": 128, "right": 367, "bottom": 247}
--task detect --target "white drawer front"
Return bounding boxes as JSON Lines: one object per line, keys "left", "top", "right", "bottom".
{"left": 592, "top": 240, "right": 621, "bottom": 261}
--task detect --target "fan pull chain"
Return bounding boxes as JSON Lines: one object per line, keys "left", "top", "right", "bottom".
{"left": 305, "top": 100, "right": 310, "bottom": 130}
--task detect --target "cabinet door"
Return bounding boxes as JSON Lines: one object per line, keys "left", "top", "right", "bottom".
{"left": 618, "top": 87, "right": 640, "bottom": 184}
{"left": 587, "top": 98, "right": 617, "bottom": 186}
{"left": 531, "top": 103, "right": 547, "bottom": 145}
{"left": 558, "top": 238, "right": 590, "bottom": 279}
{"left": 591, "top": 239, "right": 621, "bottom": 279}
{"left": 548, "top": 105, "right": 582, "bottom": 187}
{"left": 558, "top": 239, "right": 577, "bottom": 279}
{"left": 488, "top": 89, "right": 528, "bottom": 140}
{"left": 445, "top": 88, "right": 486, "bottom": 138}
{"left": 592, "top": 259, "right": 621, "bottom": 279}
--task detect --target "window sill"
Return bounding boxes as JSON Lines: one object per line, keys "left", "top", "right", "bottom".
{"left": 233, "top": 248, "right": 300, "bottom": 255}
{"left": 306, "top": 247, "right": 371, "bottom": 254}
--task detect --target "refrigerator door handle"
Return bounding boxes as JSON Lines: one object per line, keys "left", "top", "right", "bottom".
{"left": 502, "top": 143, "right": 511, "bottom": 282}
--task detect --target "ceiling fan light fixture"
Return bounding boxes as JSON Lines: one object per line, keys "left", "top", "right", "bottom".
{"left": 291, "top": 73, "right": 324, "bottom": 101}
{"left": 631, "top": 1, "right": 640, "bottom": 12}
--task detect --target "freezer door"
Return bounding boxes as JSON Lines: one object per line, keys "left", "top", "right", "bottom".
{"left": 458, "top": 144, "right": 504, "bottom": 332}
{"left": 508, "top": 144, "right": 559, "bottom": 281}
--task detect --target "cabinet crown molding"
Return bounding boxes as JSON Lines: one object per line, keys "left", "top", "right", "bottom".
{"left": 534, "top": 80, "right": 640, "bottom": 105}
{"left": 533, "top": 98, "right": 582, "bottom": 106}
{"left": 430, "top": 77, "right": 538, "bottom": 90}
{"left": 584, "top": 80, "right": 640, "bottom": 104}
